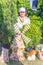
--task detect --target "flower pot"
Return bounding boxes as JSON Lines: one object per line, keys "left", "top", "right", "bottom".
{"left": 27, "top": 54, "right": 36, "bottom": 61}
{"left": 25, "top": 50, "right": 36, "bottom": 61}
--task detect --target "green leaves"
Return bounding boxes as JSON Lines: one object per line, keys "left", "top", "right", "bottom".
{"left": 0, "top": 0, "right": 17, "bottom": 44}
{"left": 17, "top": 0, "right": 30, "bottom": 11}
{"left": 30, "top": 15, "right": 42, "bottom": 28}
{"left": 24, "top": 23, "right": 42, "bottom": 47}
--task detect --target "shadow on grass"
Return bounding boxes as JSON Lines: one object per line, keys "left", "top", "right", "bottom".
{"left": 6, "top": 60, "right": 23, "bottom": 65}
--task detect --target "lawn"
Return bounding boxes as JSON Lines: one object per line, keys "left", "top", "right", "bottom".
{"left": 0, "top": 58, "right": 43, "bottom": 65}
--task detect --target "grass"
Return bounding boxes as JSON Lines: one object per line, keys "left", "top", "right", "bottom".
{"left": 0, "top": 39, "right": 43, "bottom": 65}
{"left": 0, "top": 58, "right": 43, "bottom": 65}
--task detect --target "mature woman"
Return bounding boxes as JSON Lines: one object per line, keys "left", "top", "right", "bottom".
{"left": 10, "top": 7, "right": 30, "bottom": 61}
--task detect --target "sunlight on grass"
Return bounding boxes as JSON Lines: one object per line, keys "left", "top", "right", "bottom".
{"left": 0, "top": 62, "right": 7, "bottom": 65}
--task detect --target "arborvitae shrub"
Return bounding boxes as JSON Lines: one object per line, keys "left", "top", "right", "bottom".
{"left": 0, "top": 0, "right": 18, "bottom": 44}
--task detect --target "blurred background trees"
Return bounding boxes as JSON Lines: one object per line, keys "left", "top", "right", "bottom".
{"left": 0, "top": 0, "right": 43, "bottom": 48}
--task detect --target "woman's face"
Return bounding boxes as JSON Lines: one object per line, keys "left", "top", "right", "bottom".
{"left": 19, "top": 11, "right": 26, "bottom": 17}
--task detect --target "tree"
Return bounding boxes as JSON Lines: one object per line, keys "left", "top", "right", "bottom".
{"left": 0, "top": 0, "right": 18, "bottom": 44}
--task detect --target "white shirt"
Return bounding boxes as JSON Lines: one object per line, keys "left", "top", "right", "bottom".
{"left": 17, "top": 16, "right": 30, "bottom": 28}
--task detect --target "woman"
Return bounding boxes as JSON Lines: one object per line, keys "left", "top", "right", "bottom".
{"left": 10, "top": 7, "right": 30, "bottom": 61}
{"left": 17, "top": 7, "right": 30, "bottom": 29}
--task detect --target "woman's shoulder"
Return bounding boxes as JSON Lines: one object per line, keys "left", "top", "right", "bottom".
{"left": 25, "top": 17, "right": 30, "bottom": 20}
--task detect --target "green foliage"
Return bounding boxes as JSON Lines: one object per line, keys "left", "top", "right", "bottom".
{"left": 37, "top": 0, "right": 43, "bottom": 19}
{"left": 0, "top": 0, "right": 18, "bottom": 44}
{"left": 17, "top": 0, "right": 30, "bottom": 8}
{"left": 30, "top": 15, "right": 42, "bottom": 28}
{"left": 24, "top": 15, "right": 42, "bottom": 48}
{"left": 24, "top": 23, "right": 42, "bottom": 48}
